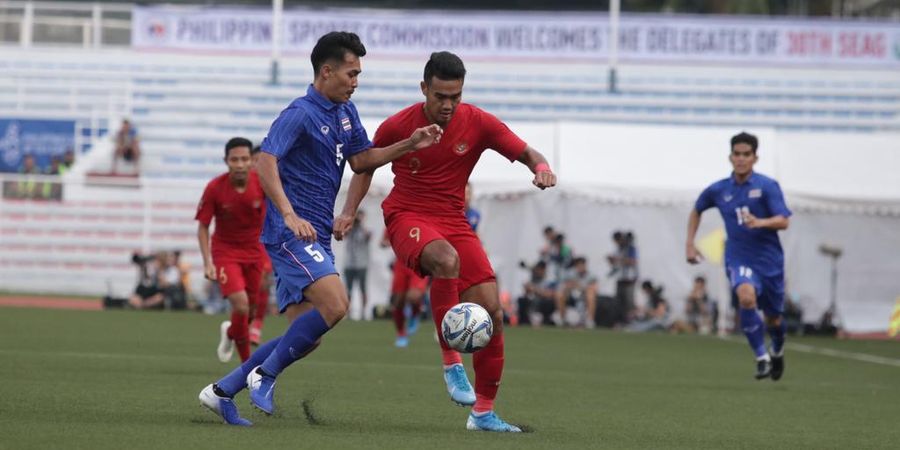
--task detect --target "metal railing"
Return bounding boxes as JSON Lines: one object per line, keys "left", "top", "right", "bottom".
{"left": 0, "top": 1, "right": 132, "bottom": 48}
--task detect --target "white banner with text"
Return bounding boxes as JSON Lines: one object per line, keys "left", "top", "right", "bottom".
{"left": 132, "top": 6, "right": 900, "bottom": 67}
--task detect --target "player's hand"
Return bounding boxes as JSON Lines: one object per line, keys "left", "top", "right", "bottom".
{"left": 203, "top": 263, "right": 216, "bottom": 281}
{"left": 532, "top": 168, "right": 556, "bottom": 190}
{"left": 742, "top": 211, "right": 763, "bottom": 228}
{"left": 410, "top": 124, "right": 443, "bottom": 150}
{"left": 686, "top": 244, "right": 704, "bottom": 265}
{"left": 333, "top": 213, "right": 354, "bottom": 241}
{"left": 284, "top": 212, "right": 317, "bottom": 243}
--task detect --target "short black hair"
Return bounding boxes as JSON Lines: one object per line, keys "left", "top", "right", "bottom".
{"left": 224, "top": 137, "right": 253, "bottom": 158}
{"left": 731, "top": 132, "right": 758, "bottom": 154}
{"left": 423, "top": 51, "right": 466, "bottom": 85}
{"left": 311, "top": 31, "right": 366, "bottom": 76}
{"left": 694, "top": 276, "right": 706, "bottom": 284}
{"left": 251, "top": 145, "right": 261, "bottom": 155}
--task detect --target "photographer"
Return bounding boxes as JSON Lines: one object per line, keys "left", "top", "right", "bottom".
{"left": 517, "top": 260, "right": 557, "bottom": 327}
{"left": 128, "top": 251, "right": 165, "bottom": 310}
{"left": 626, "top": 280, "right": 670, "bottom": 332}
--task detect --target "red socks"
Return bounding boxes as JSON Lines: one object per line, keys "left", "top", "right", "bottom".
{"left": 472, "top": 331, "right": 504, "bottom": 413}
{"left": 227, "top": 311, "right": 250, "bottom": 362}
{"left": 392, "top": 302, "right": 407, "bottom": 337}
{"left": 430, "top": 278, "right": 463, "bottom": 366}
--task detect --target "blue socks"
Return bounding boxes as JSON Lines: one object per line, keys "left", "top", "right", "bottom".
{"left": 768, "top": 320, "right": 786, "bottom": 356}
{"left": 260, "top": 308, "right": 330, "bottom": 377}
{"left": 217, "top": 337, "right": 282, "bottom": 397}
{"left": 739, "top": 308, "right": 767, "bottom": 359}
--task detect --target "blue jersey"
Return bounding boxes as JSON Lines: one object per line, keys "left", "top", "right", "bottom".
{"left": 465, "top": 207, "right": 481, "bottom": 232}
{"left": 695, "top": 172, "right": 791, "bottom": 277}
{"left": 259, "top": 85, "right": 372, "bottom": 254}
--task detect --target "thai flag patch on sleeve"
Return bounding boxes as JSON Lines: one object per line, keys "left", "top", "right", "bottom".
{"left": 341, "top": 117, "right": 352, "bottom": 131}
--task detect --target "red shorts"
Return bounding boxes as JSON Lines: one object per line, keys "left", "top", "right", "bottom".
{"left": 384, "top": 211, "right": 494, "bottom": 293}
{"left": 391, "top": 261, "right": 429, "bottom": 294}
{"left": 215, "top": 260, "right": 263, "bottom": 299}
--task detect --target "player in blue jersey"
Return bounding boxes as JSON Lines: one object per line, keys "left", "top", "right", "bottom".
{"left": 199, "top": 31, "right": 442, "bottom": 426}
{"left": 464, "top": 182, "right": 481, "bottom": 233}
{"left": 686, "top": 132, "right": 791, "bottom": 381}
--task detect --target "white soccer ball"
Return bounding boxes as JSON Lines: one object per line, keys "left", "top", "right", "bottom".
{"left": 441, "top": 302, "right": 493, "bottom": 353}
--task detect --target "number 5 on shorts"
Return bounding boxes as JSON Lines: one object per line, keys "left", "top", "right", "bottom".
{"left": 304, "top": 244, "right": 325, "bottom": 263}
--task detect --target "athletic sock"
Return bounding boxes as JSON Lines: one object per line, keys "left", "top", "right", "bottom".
{"left": 472, "top": 332, "right": 504, "bottom": 413}
{"left": 228, "top": 311, "right": 251, "bottom": 362}
{"left": 768, "top": 320, "right": 786, "bottom": 356}
{"left": 430, "top": 278, "right": 463, "bottom": 366}
{"left": 740, "top": 308, "right": 767, "bottom": 359}
{"left": 392, "top": 303, "right": 407, "bottom": 337}
{"left": 216, "top": 336, "right": 282, "bottom": 396}
{"left": 259, "top": 308, "right": 330, "bottom": 377}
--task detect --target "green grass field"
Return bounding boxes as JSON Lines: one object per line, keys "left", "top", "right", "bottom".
{"left": 2, "top": 307, "right": 898, "bottom": 449}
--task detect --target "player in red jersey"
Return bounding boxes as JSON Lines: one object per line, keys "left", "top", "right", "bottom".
{"left": 248, "top": 145, "right": 273, "bottom": 346}
{"left": 196, "top": 137, "right": 266, "bottom": 363}
{"left": 336, "top": 52, "right": 556, "bottom": 432}
{"left": 381, "top": 229, "right": 428, "bottom": 348}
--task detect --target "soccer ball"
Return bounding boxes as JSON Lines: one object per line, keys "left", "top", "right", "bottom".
{"left": 441, "top": 302, "right": 493, "bottom": 353}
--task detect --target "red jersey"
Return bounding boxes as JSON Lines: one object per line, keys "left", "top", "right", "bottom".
{"left": 195, "top": 171, "right": 266, "bottom": 263}
{"left": 377, "top": 103, "right": 527, "bottom": 217}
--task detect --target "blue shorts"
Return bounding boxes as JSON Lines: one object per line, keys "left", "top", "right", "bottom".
{"left": 726, "top": 263, "right": 784, "bottom": 317}
{"left": 266, "top": 239, "right": 338, "bottom": 313}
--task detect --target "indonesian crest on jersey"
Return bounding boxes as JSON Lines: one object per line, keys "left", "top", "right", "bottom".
{"left": 409, "top": 157, "right": 421, "bottom": 174}
{"left": 454, "top": 142, "right": 469, "bottom": 155}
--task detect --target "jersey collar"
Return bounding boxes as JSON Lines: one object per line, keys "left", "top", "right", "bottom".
{"left": 730, "top": 171, "right": 757, "bottom": 186}
{"left": 306, "top": 84, "right": 338, "bottom": 111}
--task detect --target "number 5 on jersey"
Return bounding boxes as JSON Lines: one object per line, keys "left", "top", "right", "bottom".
{"left": 305, "top": 244, "right": 325, "bottom": 263}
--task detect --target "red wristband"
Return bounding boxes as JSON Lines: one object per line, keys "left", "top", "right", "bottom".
{"left": 535, "top": 162, "right": 551, "bottom": 173}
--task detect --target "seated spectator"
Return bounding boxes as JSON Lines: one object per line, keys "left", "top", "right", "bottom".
{"left": 158, "top": 251, "right": 187, "bottom": 310}
{"left": 671, "top": 276, "right": 714, "bottom": 334}
{"left": 517, "top": 260, "right": 557, "bottom": 327}
{"left": 555, "top": 256, "right": 598, "bottom": 329}
{"left": 113, "top": 119, "right": 140, "bottom": 175}
{"left": 59, "top": 148, "right": 75, "bottom": 174}
{"left": 42, "top": 156, "right": 63, "bottom": 200}
{"left": 128, "top": 251, "right": 165, "bottom": 310}
{"left": 626, "top": 280, "right": 670, "bottom": 332}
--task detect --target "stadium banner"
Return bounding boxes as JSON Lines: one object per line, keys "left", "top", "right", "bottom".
{"left": 132, "top": 6, "right": 900, "bottom": 67}
{"left": 0, "top": 119, "right": 76, "bottom": 173}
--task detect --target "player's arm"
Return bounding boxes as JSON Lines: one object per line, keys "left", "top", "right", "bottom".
{"left": 743, "top": 213, "right": 790, "bottom": 230}
{"left": 347, "top": 124, "right": 443, "bottom": 174}
{"left": 685, "top": 209, "right": 704, "bottom": 264}
{"left": 197, "top": 223, "right": 215, "bottom": 281}
{"left": 256, "top": 152, "right": 317, "bottom": 242}
{"left": 334, "top": 170, "right": 374, "bottom": 241}
{"left": 743, "top": 181, "right": 791, "bottom": 230}
{"left": 516, "top": 146, "right": 556, "bottom": 189}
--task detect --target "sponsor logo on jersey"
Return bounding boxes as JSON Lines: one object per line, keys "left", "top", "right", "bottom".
{"left": 320, "top": 125, "right": 329, "bottom": 135}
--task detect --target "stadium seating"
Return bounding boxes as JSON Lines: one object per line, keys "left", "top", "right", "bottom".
{"left": 1, "top": 48, "right": 898, "bottom": 180}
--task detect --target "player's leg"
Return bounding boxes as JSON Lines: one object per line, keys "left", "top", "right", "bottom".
{"left": 359, "top": 268, "right": 369, "bottom": 320}
{"left": 405, "top": 283, "right": 425, "bottom": 336}
{"left": 390, "top": 263, "right": 409, "bottom": 346}
{"left": 761, "top": 275, "right": 787, "bottom": 381}
{"left": 386, "top": 213, "right": 475, "bottom": 406}
{"left": 215, "top": 262, "right": 249, "bottom": 362}
{"left": 554, "top": 284, "right": 568, "bottom": 326}
{"left": 246, "top": 240, "right": 345, "bottom": 414}
{"left": 250, "top": 270, "right": 270, "bottom": 346}
{"left": 241, "top": 263, "right": 263, "bottom": 350}
{"left": 730, "top": 265, "right": 770, "bottom": 379}
{"left": 585, "top": 284, "right": 598, "bottom": 329}
{"left": 453, "top": 227, "right": 520, "bottom": 432}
